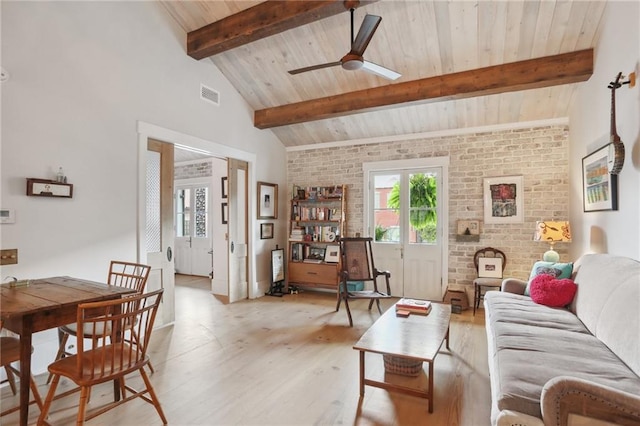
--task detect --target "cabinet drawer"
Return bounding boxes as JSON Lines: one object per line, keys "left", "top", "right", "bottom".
{"left": 289, "top": 262, "right": 339, "bottom": 285}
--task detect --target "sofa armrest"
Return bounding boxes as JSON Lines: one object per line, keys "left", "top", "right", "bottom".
{"left": 501, "top": 278, "right": 527, "bottom": 295}
{"left": 541, "top": 376, "right": 640, "bottom": 426}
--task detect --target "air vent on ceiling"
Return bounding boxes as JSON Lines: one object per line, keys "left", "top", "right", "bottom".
{"left": 200, "top": 84, "right": 220, "bottom": 106}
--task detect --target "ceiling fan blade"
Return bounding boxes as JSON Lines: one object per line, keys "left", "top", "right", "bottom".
{"left": 351, "top": 14, "right": 381, "bottom": 56}
{"left": 288, "top": 61, "right": 342, "bottom": 75}
{"left": 361, "top": 60, "right": 401, "bottom": 80}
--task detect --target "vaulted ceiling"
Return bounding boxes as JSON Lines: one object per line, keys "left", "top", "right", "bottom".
{"left": 160, "top": 1, "right": 606, "bottom": 148}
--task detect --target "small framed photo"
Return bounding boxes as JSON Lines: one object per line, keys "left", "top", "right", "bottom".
{"left": 324, "top": 245, "right": 341, "bottom": 263}
{"left": 257, "top": 181, "right": 278, "bottom": 219}
{"left": 582, "top": 145, "right": 618, "bottom": 212}
{"left": 260, "top": 223, "right": 274, "bottom": 239}
{"left": 478, "top": 258, "right": 503, "bottom": 278}
{"left": 221, "top": 202, "right": 228, "bottom": 225}
{"left": 297, "top": 189, "right": 306, "bottom": 200}
{"left": 221, "top": 177, "right": 228, "bottom": 199}
{"left": 483, "top": 175, "right": 524, "bottom": 224}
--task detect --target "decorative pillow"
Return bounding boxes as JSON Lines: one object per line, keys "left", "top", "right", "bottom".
{"left": 529, "top": 274, "right": 577, "bottom": 307}
{"left": 524, "top": 261, "right": 573, "bottom": 295}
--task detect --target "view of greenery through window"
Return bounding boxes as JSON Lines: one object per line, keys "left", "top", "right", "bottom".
{"left": 375, "top": 173, "right": 437, "bottom": 244}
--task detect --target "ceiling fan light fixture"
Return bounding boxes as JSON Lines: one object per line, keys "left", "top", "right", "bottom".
{"left": 342, "top": 58, "right": 363, "bottom": 71}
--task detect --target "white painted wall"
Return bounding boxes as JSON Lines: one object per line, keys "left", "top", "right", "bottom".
{"left": 0, "top": 1, "right": 286, "bottom": 373}
{"left": 568, "top": 1, "right": 640, "bottom": 260}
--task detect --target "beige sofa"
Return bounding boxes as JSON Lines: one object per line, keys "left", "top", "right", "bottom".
{"left": 484, "top": 253, "right": 640, "bottom": 426}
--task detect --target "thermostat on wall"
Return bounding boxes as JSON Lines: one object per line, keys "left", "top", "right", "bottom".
{"left": 0, "top": 209, "right": 15, "bottom": 224}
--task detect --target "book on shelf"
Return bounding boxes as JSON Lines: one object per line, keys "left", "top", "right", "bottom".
{"left": 303, "top": 258, "right": 323, "bottom": 264}
{"left": 395, "top": 298, "right": 432, "bottom": 315}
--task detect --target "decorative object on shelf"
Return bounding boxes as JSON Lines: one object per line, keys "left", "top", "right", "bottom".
{"left": 582, "top": 145, "right": 618, "bottom": 212}
{"left": 323, "top": 245, "right": 340, "bottom": 263}
{"left": 534, "top": 220, "right": 572, "bottom": 262}
{"left": 221, "top": 177, "right": 227, "bottom": 199}
{"left": 26, "top": 178, "right": 73, "bottom": 198}
{"left": 257, "top": 181, "right": 278, "bottom": 219}
{"left": 483, "top": 176, "right": 523, "bottom": 224}
{"left": 456, "top": 219, "right": 480, "bottom": 242}
{"left": 260, "top": 223, "right": 274, "bottom": 239}
{"left": 221, "top": 202, "right": 228, "bottom": 224}
{"left": 606, "top": 72, "right": 632, "bottom": 175}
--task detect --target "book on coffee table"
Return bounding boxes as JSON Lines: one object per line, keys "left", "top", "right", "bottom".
{"left": 396, "top": 298, "right": 432, "bottom": 315}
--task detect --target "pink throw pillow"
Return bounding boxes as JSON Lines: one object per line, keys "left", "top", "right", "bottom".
{"left": 529, "top": 274, "right": 577, "bottom": 307}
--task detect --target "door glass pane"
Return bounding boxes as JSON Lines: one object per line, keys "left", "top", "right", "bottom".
{"left": 373, "top": 174, "right": 400, "bottom": 242}
{"left": 194, "top": 187, "right": 209, "bottom": 238}
{"left": 176, "top": 189, "right": 188, "bottom": 237}
{"left": 408, "top": 172, "right": 438, "bottom": 244}
{"left": 146, "top": 151, "right": 161, "bottom": 253}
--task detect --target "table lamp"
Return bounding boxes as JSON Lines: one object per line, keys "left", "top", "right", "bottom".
{"left": 534, "top": 221, "right": 571, "bottom": 262}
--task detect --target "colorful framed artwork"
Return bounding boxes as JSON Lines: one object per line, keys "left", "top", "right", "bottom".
{"left": 582, "top": 145, "right": 618, "bottom": 212}
{"left": 483, "top": 176, "right": 524, "bottom": 224}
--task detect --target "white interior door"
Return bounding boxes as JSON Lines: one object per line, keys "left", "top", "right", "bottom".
{"left": 366, "top": 162, "right": 447, "bottom": 301}
{"left": 175, "top": 184, "right": 213, "bottom": 277}
{"left": 227, "top": 159, "right": 248, "bottom": 303}
{"left": 146, "top": 139, "right": 175, "bottom": 325}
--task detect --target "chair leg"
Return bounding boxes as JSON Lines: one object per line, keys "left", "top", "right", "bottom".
{"left": 38, "top": 374, "right": 60, "bottom": 425}
{"left": 367, "top": 299, "right": 375, "bottom": 311}
{"left": 374, "top": 298, "right": 382, "bottom": 314}
{"left": 139, "top": 368, "right": 168, "bottom": 424}
{"left": 343, "top": 298, "right": 354, "bottom": 327}
{"left": 47, "top": 332, "right": 69, "bottom": 384}
{"left": 473, "top": 285, "right": 478, "bottom": 316}
{"left": 4, "top": 365, "right": 17, "bottom": 395}
{"left": 29, "top": 375, "right": 43, "bottom": 410}
{"left": 77, "top": 386, "right": 90, "bottom": 425}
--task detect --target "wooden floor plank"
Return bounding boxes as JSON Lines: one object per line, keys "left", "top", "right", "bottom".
{"left": 1, "top": 274, "right": 491, "bottom": 425}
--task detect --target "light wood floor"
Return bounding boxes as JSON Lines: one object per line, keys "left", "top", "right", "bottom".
{"left": 2, "top": 275, "right": 492, "bottom": 425}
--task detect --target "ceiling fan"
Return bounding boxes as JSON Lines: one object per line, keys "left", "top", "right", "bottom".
{"left": 288, "top": 7, "right": 401, "bottom": 81}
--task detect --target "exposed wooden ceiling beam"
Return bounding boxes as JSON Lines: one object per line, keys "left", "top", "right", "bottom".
{"left": 254, "top": 49, "right": 594, "bottom": 129}
{"left": 188, "top": 0, "right": 378, "bottom": 60}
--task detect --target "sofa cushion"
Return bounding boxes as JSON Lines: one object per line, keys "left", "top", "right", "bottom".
{"left": 525, "top": 261, "right": 573, "bottom": 295}
{"left": 529, "top": 274, "right": 577, "bottom": 307}
{"left": 485, "top": 291, "right": 640, "bottom": 419}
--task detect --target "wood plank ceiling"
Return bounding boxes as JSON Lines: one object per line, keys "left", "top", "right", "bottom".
{"left": 160, "top": 1, "right": 607, "bottom": 148}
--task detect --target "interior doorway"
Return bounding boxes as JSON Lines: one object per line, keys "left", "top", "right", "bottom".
{"left": 138, "top": 122, "right": 257, "bottom": 324}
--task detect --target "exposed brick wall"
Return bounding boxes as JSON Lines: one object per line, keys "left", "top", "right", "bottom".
{"left": 175, "top": 161, "right": 212, "bottom": 180}
{"left": 287, "top": 125, "right": 570, "bottom": 294}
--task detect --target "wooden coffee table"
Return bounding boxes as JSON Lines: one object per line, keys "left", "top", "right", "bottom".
{"left": 353, "top": 302, "right": 451, "bottom": 413}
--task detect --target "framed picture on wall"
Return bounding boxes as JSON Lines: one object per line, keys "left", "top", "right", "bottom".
{"left": 257, "top": 181, "right": 278, "bottom": 219}
{"left": 582, "top": 145, "right": 618, "bottom": 212}
{"left": 260, "top": 223, "right": 274, "bottom": 239}
{"left": 483, "top": 175, "right": 524, "bottom": 224}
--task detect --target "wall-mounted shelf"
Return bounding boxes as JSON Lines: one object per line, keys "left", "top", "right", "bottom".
{"left": 26, "top": 178, "right": 73, "bottom": 198}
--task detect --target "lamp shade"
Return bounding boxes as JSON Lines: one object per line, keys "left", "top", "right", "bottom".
{"left": 534, "top": 221, "right": 572, "bottom": 243}
{"left": 534, "top": 221, "right": 571, "bottom": 262}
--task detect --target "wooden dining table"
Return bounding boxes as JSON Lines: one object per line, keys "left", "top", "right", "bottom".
{"left": 0, "top": 276, "right": 137, "bottom": 426}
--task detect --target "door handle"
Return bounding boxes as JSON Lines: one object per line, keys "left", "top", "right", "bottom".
{"left": 167, "top": 246, "right": 173, "bottom": 262}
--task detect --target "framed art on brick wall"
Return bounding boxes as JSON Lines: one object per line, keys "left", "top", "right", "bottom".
{"left": 483, "top": 176, "right": 524, "bottom": 224}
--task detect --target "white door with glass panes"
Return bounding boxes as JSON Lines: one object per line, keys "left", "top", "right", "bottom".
{"left": 365, "top": 160, "right": 448, "bottom": 301}
{"left": 175, "top": 183, "right": 213, "bottom": 277}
